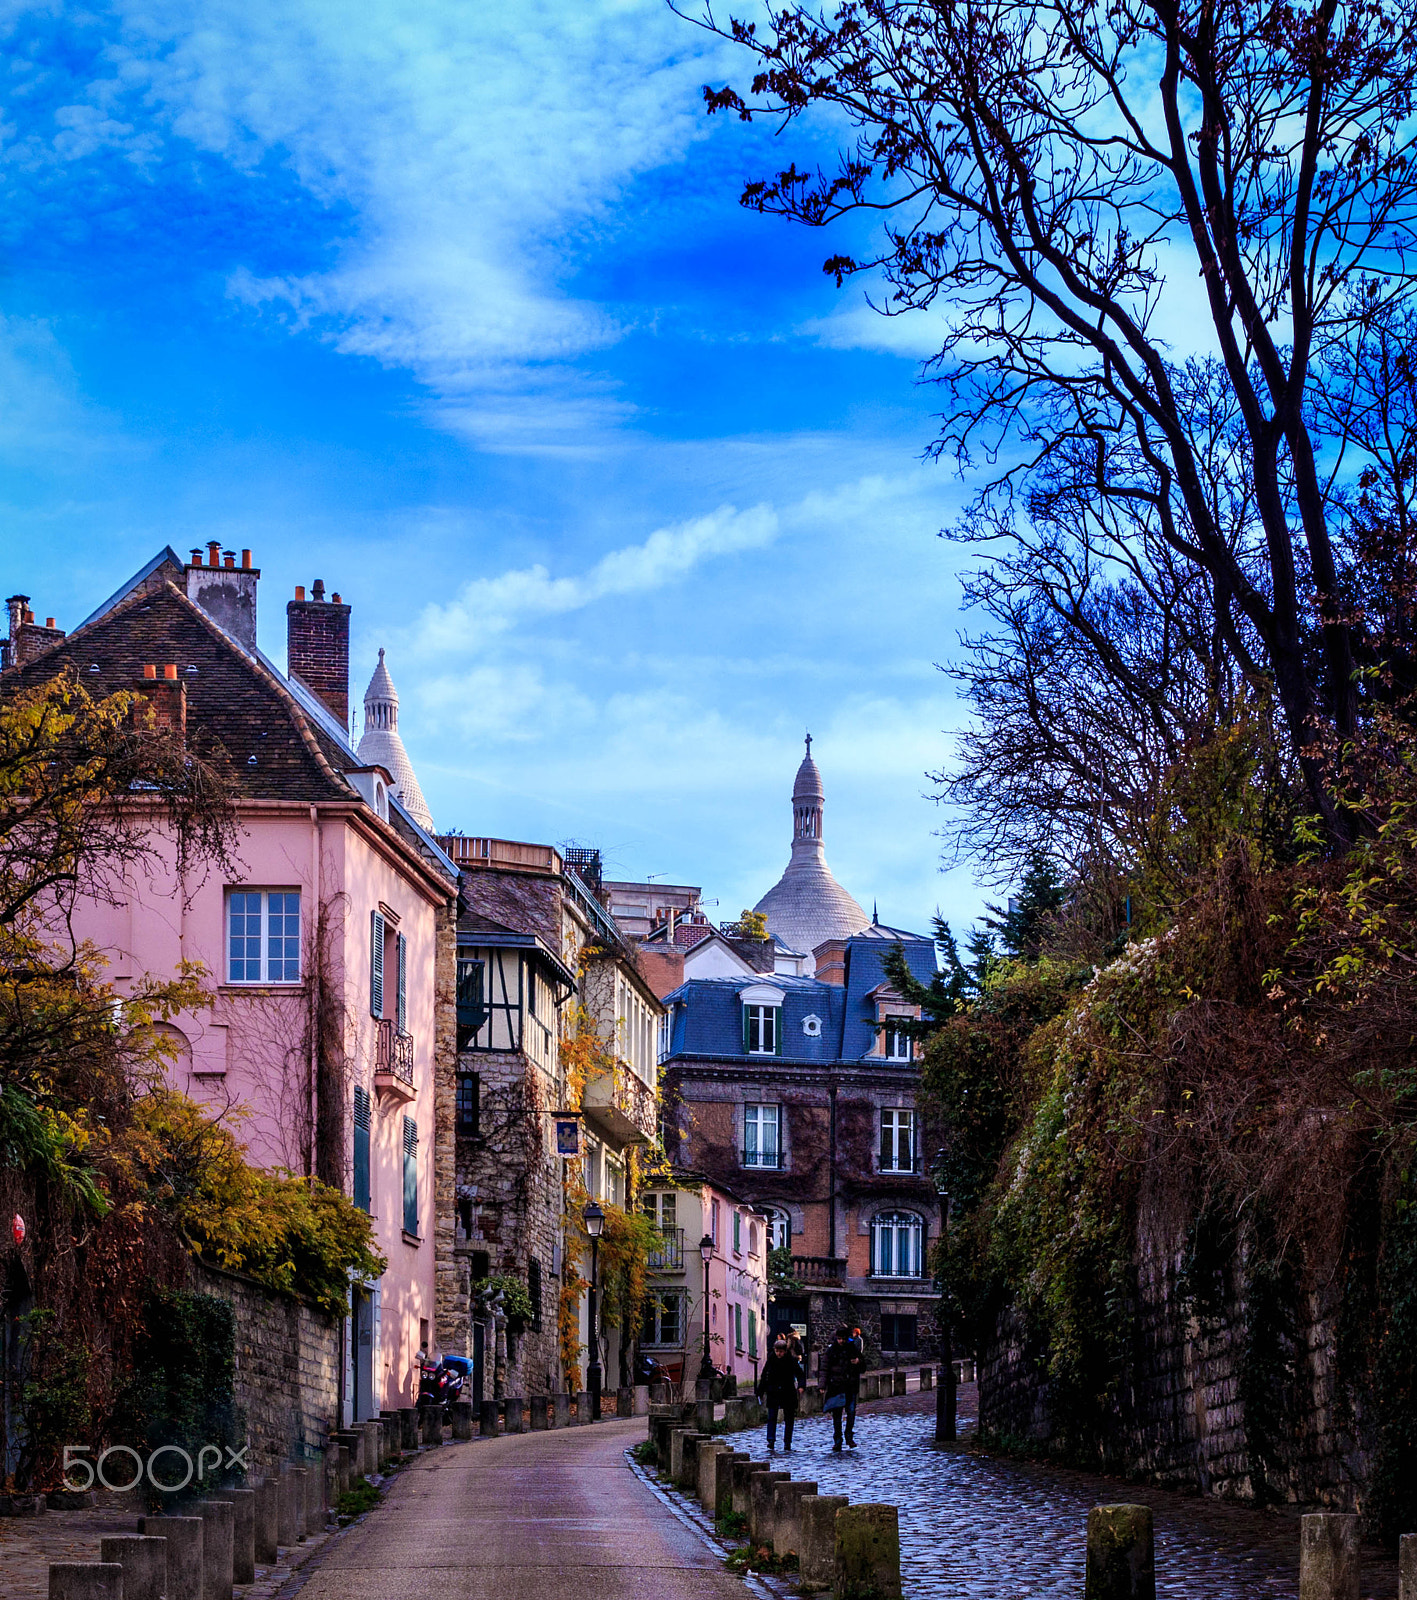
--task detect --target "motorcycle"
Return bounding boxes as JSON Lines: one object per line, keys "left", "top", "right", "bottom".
{"left": 416, "top": 1356, "right": 465, "bottom": 1417}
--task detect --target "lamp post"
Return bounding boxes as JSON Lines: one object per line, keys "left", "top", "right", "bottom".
{"left": 698, "top": 1233, "right": 716, "bottom": 1382}
{"left": 583, "top": 1200, "right": 604, "bottom": 1422}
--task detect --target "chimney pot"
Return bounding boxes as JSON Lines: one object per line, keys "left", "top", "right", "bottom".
{"left": 312, "top": 579, "right": 326, "bottom": 601}
{"left": 190, "top": 548, "right": 203, "bottom": 566}
{"left": 164, "top": 664, "right": 178, "bottom": 680}
{"left": 207, "top": 541, "right": 221, "bottom": 566}
{"left": 143, "top": 664, "right": 156, "bottom": 679}
{"left": 295, "top": 585, "right": 306, "bottom": 601}
{"left": 331, "top": 592, "right": 341, "bottom": 604}
{"left": 45, "top": 618, "right": 54, "bottom": 629}
{"left": 241, "top": 549, "right": 252, "bottom": 570}
{"left": 223, "top": 552, "right": 235, "bottom": 569}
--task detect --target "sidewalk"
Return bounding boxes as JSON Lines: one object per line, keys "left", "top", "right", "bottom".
{"left": 292, "top": 1417, "right": 746, "bottom": 1600}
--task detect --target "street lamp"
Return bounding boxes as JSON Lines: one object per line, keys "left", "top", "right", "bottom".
{"left": 698, "top": 1233, "right": 715, "bottom": 1382}
{"left": 583, "top": 1199, "right": 605, "bottom": 1422}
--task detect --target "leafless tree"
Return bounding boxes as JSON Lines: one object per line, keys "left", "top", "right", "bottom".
{"left": 687, "top": 0, "right": 1417, "bottom": 843}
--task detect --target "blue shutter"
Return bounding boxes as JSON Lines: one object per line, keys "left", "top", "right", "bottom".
{"left": 353, "top": 1087, "right": 371, "bottom": 1213}
{"left": 403, "top": 1115, "right": 418, "bottom": 1236}
{"left": 397, "top": 932, "right": 408, "bottom": 1033}
{"left": 370, "top": 911, "right": 385, "bottom": 1017}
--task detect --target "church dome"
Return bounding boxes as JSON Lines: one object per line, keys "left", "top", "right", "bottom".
{"left": 753, "top": 737, "right": 869, "bottom": 956}
{"left": 355, "top": 648, "right": 434, "bottom": 833}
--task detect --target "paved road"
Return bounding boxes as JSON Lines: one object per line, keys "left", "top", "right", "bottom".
{"left": 750, "top": 1391, "right": 1400, "bottom": 1600}
{"left": 295, "top": 1417, "right": 745, "bottom": 1600}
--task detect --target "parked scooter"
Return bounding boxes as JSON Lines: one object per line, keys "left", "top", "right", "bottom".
{"left": 417, "top": 1356, "right": 465, "bottom": 1418}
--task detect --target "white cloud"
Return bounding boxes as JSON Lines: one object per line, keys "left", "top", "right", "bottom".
{"left": 414, "top": 502, "right": 779, "bottom": 652}
{"left": 799, "top": 300, "right": 949, "bottom": 360}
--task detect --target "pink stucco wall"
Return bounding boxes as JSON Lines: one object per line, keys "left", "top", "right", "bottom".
{"left": 70, "top": 801, "right": 444, "bottom": 1416}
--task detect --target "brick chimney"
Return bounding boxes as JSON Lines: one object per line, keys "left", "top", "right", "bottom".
{"left": 812, "top": 938, "right": 849, "bottom": 985}
{"left": 286, "top": 577, "right": 351, "bottom": 731}
{"left": 134, "top": 663, "right": 186, "bottom": 739}
{"left": 184, "top": 546, "right": 260, "bottom": 653}
{"left": 2, "top": 594, "right": 67, "bottom": 671}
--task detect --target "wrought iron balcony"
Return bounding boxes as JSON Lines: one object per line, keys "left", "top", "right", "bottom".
{"left": 791, "top": 1255, "right": 848, "bottom": 1286}
{"left": 374, "top": 1018, "right": 415, "bottom": 1098}
{"left": 741, "top": 1148, "right": 781, "bottom": 1170}
{"left": 647, "top": 1227, "right": 684, "bottom": 1271}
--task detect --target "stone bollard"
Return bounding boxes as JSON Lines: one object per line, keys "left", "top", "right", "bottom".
{"left": 529, "top": 1395, "right": 550, "bottom": 1430}
{"left": 696, "top": 1439, "right": 728, "bottom": 1511}
{"left": 552, "top": 1391, "right": 571, "bottom": 1429}
{"left": 666, "top": 1428, "right": 692, "bottom": 1483}
{"left": 716, "top": 1452, "right": 749, "bottom": 1520}
{"left": 254, "top": 1480, "right": 279, "bottom": 1564}
{"left": 1300, "top": 1514, "right": 1361, "bottom": 1600}
{"left": 834, "top": 1503, "right": 902, "bottom": 1600}
{"left": 400, "top": 1407, "right": 419, "bottom": 1453}
{"left": 616, "top": 1386, "right": 634, "bottom": 1418}
{"left": 361, "top": 1420, "right": 382, "bottom": 1471}
{"left": 649, "top": 1381, "right": 669, "bottom": 1404}
{"left": 380, "top": 1410, "right": 400, "bottom": 1460}
{"left": 800, "top": 1494, "right": 851, "bottom": 1585}
{"left": 505, "top": 1397, "right": 525, "bottom": 1434}
{"left": 920, "top": 1365, "right": 933, "bottom": 1390}
{"left": 197, "top": 1499, "right": 235, "bottom": 1600}
{"left": 800, "top": 1386, "right": 822, "bottom": 1417}
{"left": 100, "top": 1535, "right": 167, "bottom": 1600}
{"left": 748, "top": 1470, "right": 790, "bottom": 1546}
{"left": 676, "top": 1432, "right": 710, "bottom": 1491}
{"left": 1085, "top": 1505, "right": 1156, "bottom": 1600}
{"left": 451, "top": 1400, "right": 474, "bottom": 1439}
{"left": 139, "top": 1514, "right": 204, "bottom": 1600}
{"left": 892, "top": 1369, "right": 907, "bottom": 1396}
{"left": 47, "top": 1565, "right": 124, "bottom": 1600}
{"left": 421, "top": 1407, "right": 442, "bottom": 1446}
{"left": 304, "top": 1464, "right": 323, "bottom": 1535}
{"left": 277, "top": 1469, "right": 300, "bottom": 1548}
{"left": 289, "top": 1468, "right": 313, "bottom": 1541}
{"left": 334, "top": 1429, "right": 362, "bottom": 1476}
{"left": 771, "top": 1479, "right": 818, "bottom": 1557}
{"left": 1400, "top": 1535, "right": 1416, "bottom": 1600}
{"left": 864, "top": 1374, "right": 881, "bottom": 1401}
{"left": 633, "top": 1384, "right": 650, "bottom": 1415}
{"left": 335, "top": 1443, "right": 352, "bottom": 1496}
{"left": 478, "top": 1399, "right": 499, "bottom": 1437}
{"left": 210, "top": 1490, "right": 256, "bottom": 1584}
{"left": 574, "top": 1390, "right": 593, "bottom": 1425}
{"left": 731, "top": 1458, "right": 767, "bottom": 1518}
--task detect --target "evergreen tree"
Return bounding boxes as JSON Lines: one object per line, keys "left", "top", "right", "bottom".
{"left": 981, "top": 851, "right": 1067, "bottom": 960}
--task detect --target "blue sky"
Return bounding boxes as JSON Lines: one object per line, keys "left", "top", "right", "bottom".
{"left": 0, "top": 0, "right": 993, "bottom": 937}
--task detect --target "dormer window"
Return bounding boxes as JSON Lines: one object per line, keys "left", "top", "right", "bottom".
{"left": 744, "top": 1003, "right": 780, "bottom": 1055}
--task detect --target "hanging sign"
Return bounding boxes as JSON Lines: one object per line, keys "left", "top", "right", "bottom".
{"left": 555, "top": 1119, "right": 580, "bottom": 1157}
{"left": 12, "top": 1213, "right": 25, "bottom": 1245}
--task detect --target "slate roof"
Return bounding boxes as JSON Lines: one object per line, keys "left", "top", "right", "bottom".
{"left": 663, "top": 927, "right": 939, "bottom": 1065}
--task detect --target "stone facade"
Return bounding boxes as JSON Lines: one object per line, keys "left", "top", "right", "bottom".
{"left": 191, "top": 1262, "right": 339, "bottom": 1477}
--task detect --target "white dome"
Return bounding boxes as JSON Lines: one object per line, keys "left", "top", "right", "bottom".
{"left": 356, "top": 648, "right": 434, "bottom": 833}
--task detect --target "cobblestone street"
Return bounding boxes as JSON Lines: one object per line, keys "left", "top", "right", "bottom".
{"left": 755, "top": 1387, "right": 1400, "bottom": 1600}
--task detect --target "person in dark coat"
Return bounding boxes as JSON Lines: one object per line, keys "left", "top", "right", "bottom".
{"left": 822, "top": 1324, "right": 864, "bottom": 1450}
{"left": 756, "top": 1333, "right": 805, "bottom": 1450}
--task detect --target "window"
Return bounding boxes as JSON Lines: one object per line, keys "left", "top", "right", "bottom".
{"left": 748, "top": 1307, "right": 758, "bottom": 1360}
{"left": 882, "top": 1016, "right": 913, "bottom": 1060}
{"left": 733, "top": 1210, "right": 742, "bottom": 1255}
{"left": 606, "top": 1158, "right": 623, "bottom": 1208}
{"left": 226, "top": 890, "right": 301, "bottom": 983}
{"left": 396, "top": 932, "right": 408, "bottom": 1032}
{"left": 402, "top": 1115, "right": 419, "bottom": 1236}
{"left": 763, "top": 1208, "right": 791, "bottom": 1250}
{"left": 455, "top": 957, "right": 487, "bottom": 1051}
{"left": 456, "top": 1072, "right": 480, "bottom": 1137}
{"left": 641, "top": 1192, "right": 676, "bottom": 1230}
{"left": 641, "top": 1291, "right": 683, "bottom": 1346}
{"left": 881, "top": 1313, "right": 919, "bottom": 1352}
{"left": 735, "top": 1303, "right": 744, "bottom": 1351}
{"left": 370, "top": 910, "right": 385, "bottom": 1016}
{"left": 871, "top": 1211, "right": 924, "bottom": 1278}
{"left": 710, "top": 1198, "right": 720, "bottom": 1244}
{"left": 743, "top": 1003, "right": 780, "bottom": 1055}
{"left": 743, "top": 1104, "right": 781, "bottom": 1169}
{"left": 749, "top": 1222, "right": 759, "bottom": 1256}
{"left": 528, "top": 1257, "right": 543, "bottom": 1331}
{"left": 352, "top": 1086, "right": 371, "bottom": 1214}
{"left": 879, "top": 1108, "right": 917, "bottom": 1173}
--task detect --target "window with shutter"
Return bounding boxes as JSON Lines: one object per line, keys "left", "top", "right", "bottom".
{"left": 370, "top": 911, "right": 385, "bottom": 1017}
{"left": 397, "top": 932, "right": 408, "bottom": 1032}
{"left": 353, "top": 1086, "right": 371, "bottom": 1213}
{"left": 402, "top": 1114, "right": 418, "bottom": 1236}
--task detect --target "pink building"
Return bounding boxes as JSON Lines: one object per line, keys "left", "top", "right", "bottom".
{"left": 640, "top": 1176, "right": 770, "bottom": 1389}
{"left": 2, "top": 547, "right": 457, "bottom": 1424}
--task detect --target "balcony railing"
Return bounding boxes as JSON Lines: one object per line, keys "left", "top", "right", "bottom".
{"left": 374, "top": 1018, "right": 414, "bottom": 1088}
{"left": 741, "top": 1149, "right": 781, "bottom": 1170}
{"left": 791, "top": 1255, "right": 848, "bottom": 1286}
{"left": 647, "top": 1227, "right": 684, "bottom": 1271}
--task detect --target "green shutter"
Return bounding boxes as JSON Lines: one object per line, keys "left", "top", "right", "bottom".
{"left": 352, "top": 1086, "right": 371, "bottom": 1213}
{"left": 370, "top": 911, "right": 385, "bottom": 1017}
{"left": 742, "top": 1004, "right": 750, "bottom": 1052}
{"left": 773, "top": 1006, "right": 782, "bottom": 1055}
{"left": 403, "top": 1114, "right": 418, "bottom": 1236}
{"left": 396, "top": 932, "right": 408, "bottom": 1032}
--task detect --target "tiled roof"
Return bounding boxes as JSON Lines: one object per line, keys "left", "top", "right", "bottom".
{"left": 6, "top": 569, "right": 357, "bottom": 805}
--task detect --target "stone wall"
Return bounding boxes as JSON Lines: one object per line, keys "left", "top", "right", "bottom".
{"left": 191, "top": 1262, "right": 339, "bottom": 1475}
{"left": 978, "top": 1227, "right": 1373, "bottom": 1511}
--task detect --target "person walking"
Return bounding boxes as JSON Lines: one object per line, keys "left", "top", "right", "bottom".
{"left": 756, "top": 1333, "right": 805, "bottom": 1452}
{"left": 822, "top": 1324, "right": 863, "bottom": 1451}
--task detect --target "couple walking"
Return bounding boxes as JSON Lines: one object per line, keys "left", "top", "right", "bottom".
{"left": 756, "top": 1325, "right": 865, "bottom": 1453}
